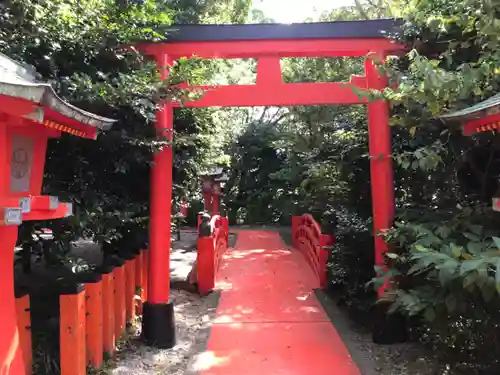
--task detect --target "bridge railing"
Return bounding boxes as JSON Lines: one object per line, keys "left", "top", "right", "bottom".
{"left": 196, "top": 214, "right": 229, "bottom": 295}
{"left": 292, "top": 214, "right": 334, "bottom": 288}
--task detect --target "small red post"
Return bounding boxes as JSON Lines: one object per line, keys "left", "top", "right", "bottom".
{"left": 15, "top": 291, "right": 32, "bottom": 375}
{"left": 197, "top": 237, "right": 215, "bottom": 295}
{"left": 135, "top": 251, "right": 144, "bottom": 315}
{"left": 84, "top": 277, "right": 103, "bottom": 369}
{"left": 59, "top": 285, "right": 86, "bottom": 375}
{"left": 0, "top": 226, "right": 26, "bottom": 375}
{"left": 125, "top": 257, "right": 136, "bottom": 323}
{"left": 365, "top": 52, "right": 394, "bottom": 298}
{"left": 113, "top": 263, "right": 126, "bottom": 339}
{"left": 141, "top": 250, "right": 149, "bottom": 306}
{"left": 101, "top": 267, "right": 115, "bottom": 356}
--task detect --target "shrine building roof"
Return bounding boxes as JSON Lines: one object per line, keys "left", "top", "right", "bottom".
{"left": 439, "top": 93, "right": 500, "bottom": 135}
{"left": 0, "top": 52, "right": 116, "bottom": 137}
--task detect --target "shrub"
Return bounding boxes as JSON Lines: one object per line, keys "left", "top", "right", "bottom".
{"left": 327, "top": 209, "right": 376, "bottom": 325}
{"left": 377, "top": 206, "right": 500, "bottom": 372}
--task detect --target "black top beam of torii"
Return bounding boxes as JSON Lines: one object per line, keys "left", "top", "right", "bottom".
{"left": 153, "top": 19, "right": 403, "bottom": 43}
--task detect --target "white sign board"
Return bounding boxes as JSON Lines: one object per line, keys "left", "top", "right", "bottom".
{"left": 10, "top": 134, "right": 34, "bottom": 192}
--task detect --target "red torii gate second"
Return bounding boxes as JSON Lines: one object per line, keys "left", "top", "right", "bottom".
{"left": 138, "top": 19, "right": 405, "bottom": 348}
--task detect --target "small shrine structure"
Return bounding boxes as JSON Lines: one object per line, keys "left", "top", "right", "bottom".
{"left": 439, "top": 93, "right": 500, "bottom": 211}
{"left": 0, "top": 52, "right": 115, "bottom": 375}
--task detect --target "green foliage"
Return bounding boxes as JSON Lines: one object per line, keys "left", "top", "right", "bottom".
{"left": 378, "top": 207, "right": 500, "bottom": 371}
{"left": 1, "top": 0, "right": 251, "bottom": 252}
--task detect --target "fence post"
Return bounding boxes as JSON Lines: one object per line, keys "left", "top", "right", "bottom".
{"left": 59, "top": 283, "right": 86, "bottom": 375}
{"left": 135, "top": 250, "right": 144, "bottom": 315}
{"left": 100, "top": 265, "right": 115, "bottom": 357}
{"left": 124, "top": 254, "right": 136, "bottom": 323}
{"left": 112, "top": 259, "right": 126, "bottom": 339}
{"left": 197, "top": 214, "right": 215, "bottom": 295}
{"left": 15, "top": 288, "right": 32, "bottom": 375}
{"left": 83, "top": 274, "right": 103, "bottom": 369}
{"left": 141, "top": 250, "right": 149, "bottom": 307}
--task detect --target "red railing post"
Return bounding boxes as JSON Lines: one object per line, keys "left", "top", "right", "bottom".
{"left": 135, "top": 250, "right": 144, "bottom": 315}
{"left": 194, "top": 214, "right": 229, "bottom": 296}
{"left": 84, "top": 275, "right": 103, "bottom": 370}
{"left": 100, "top": 266, "right": 115, "bottom": 357}
{"left": 125, "top": 255, "right": 136, "bottom": 323}
{"left": 291, "top": 214, "right": 333, "bottom": 289}
{"left": 141, "top": 249, "right": 149, "bottom": 307}
{"left": 113, "top": 260, "right": 126, "bottom": 339}
{"left": 197, "top": 237, "right": 215, "bottom": 295}
{"left": 15, "top": 289, "right": 32, "bottom": 375}
{"left": 59, "top": 284, "right": 86, "bottom": 375}
{"left": 197, "top": 214, "right": 216, "bottom": 295}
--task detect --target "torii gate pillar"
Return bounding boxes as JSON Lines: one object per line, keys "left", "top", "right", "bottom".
{"left": 142, "top": 53, "right": 176, "bottom": 348}
{"left": 366, "top": 53, "right": 407, "bottom": 344}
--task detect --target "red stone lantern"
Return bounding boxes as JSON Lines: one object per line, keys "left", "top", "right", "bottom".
{"left": 200, "top": 167, "right": 229, "bottom": 216}
{"left": 0, "top": 53, "right": 115, "bottom": 375}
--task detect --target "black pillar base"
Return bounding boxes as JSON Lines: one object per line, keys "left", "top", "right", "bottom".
{"left": 372, "top": 301, "right": 408, "bottom": 345}
{"left": 142, "top": 301, "right": 176, "bottom": 348}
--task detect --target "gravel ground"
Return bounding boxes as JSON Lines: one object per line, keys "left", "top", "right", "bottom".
{"left": 110, "top": 289, "right": 219, "bottom": 375}
{"left": 106, "top": 229, "right": 223, "bottom": 375}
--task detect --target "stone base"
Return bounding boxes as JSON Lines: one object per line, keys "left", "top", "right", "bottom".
{"left": 142, "top": 301, "right": 176, "bottom": 348}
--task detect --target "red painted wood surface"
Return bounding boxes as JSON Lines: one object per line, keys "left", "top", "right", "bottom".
{"left": 101, "top": 272, "right": 115, "bottom": 356}
{"left": 141, "top": 250, "right": 149, "bottom": 305}
{"left": 0, "top": 226, "right": 26, "bottom": 375}
{"left": 125, "top": 259, "right": 136, "bottom": 322}
{"left": 85, "top": 280, "right": 103, "bottom": 369}
{"left": 463, "top": 113, "right": 500, "bottom": 135}
{"left": 113, "top": 266, "right": 126, "bottom": 339}
{"left": 135, "top": 251, "right": 144, "bottom": 315}
{"left": 60, "top": 289, "right": 86, "bottom": 375}
{"left": 15, "top": 294, "right": 32, "bottom": 375}
{"left": 140, "top": 38, "right": 403, "bottom": 59}
{"left": 292, "top": 214, "right": 329, "bottom": 288}
{"left": 197, "top": 237, "right": 215, "bottom": 295}
{"left": 365, "top": 53, "right": 394, "bottom": 297}
{"left": 173, "top": 81, "right": 367, "bottom": 108}
{"left": 196, "top": 215, "right": 229, "bottom": 295}
{"left": 198, "top": 230, "right": 360, "bottom": 375}
{"left": 148, "top": 54, "right": 174, "bottom": 305}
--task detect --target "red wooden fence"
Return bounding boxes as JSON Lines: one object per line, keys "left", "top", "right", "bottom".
{"left": 292, "top": 214, "right": 334, "bottom": 289}
{"left": 17, "top": 248, "right": 148, "bottom": 375}
{"left": 196, "top": 215, "right": 229, "bottom": 295}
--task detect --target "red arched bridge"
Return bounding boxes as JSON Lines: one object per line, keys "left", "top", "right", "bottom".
{"left": 190, "top": 213, "right": 358, "bottom": 375}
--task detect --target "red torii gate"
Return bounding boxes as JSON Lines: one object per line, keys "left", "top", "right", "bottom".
{"left": 138, "top": 19, "right": 405, "bottom": 347}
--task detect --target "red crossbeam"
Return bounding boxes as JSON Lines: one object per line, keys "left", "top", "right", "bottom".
{"left": 140, "top": 38, "right": 404, "bottom": 59}
{"left": 175, "top": 81, "right": 367, "bottom": 107}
